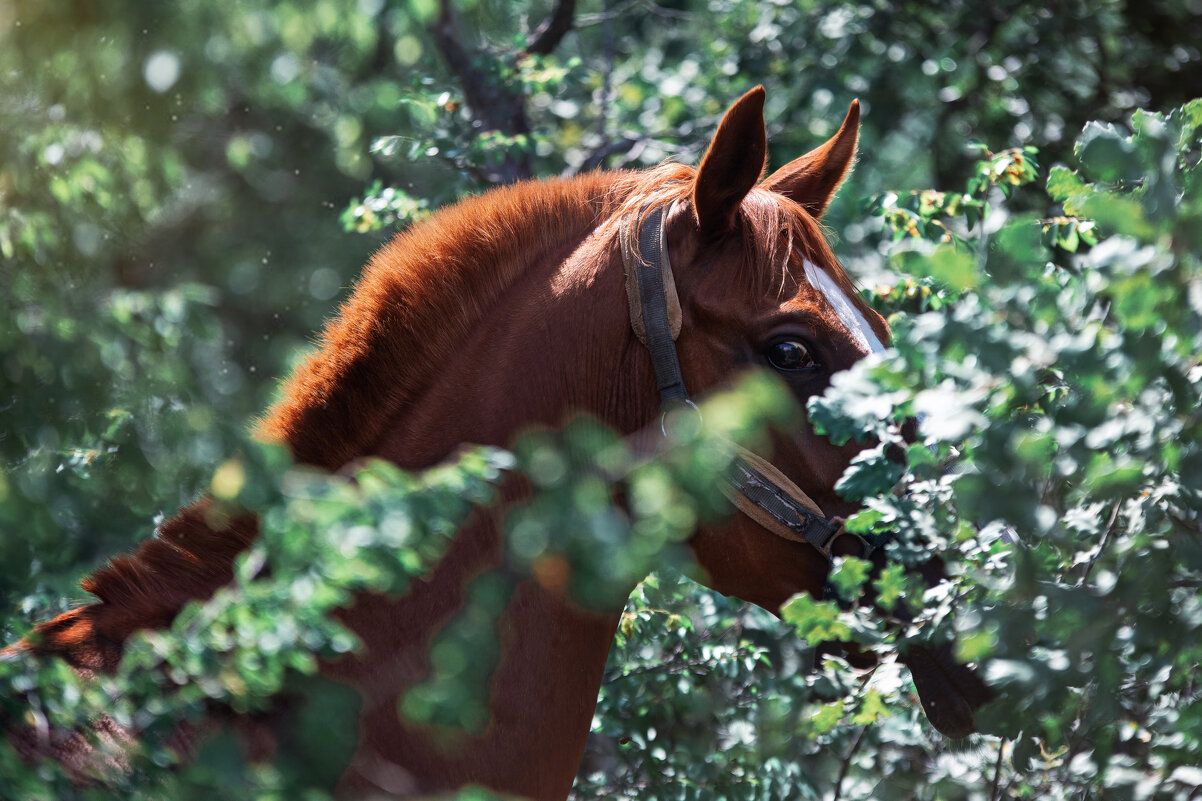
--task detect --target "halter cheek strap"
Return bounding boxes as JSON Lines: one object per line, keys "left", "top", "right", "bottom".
{"left": 620, "top": 202, "right": 879, "bottom": 561}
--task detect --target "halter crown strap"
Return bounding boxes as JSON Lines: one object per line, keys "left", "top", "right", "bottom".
{"left": 620, "top": 205, "right": 688, "bottom": 405}
{"left": 618, "top": 203, "right": 876, "bottom": 561}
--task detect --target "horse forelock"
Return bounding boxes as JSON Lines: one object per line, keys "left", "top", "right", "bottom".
{"left": 614, "top": 170, "right": 871, "bottom": 326}
{"left": 736, "top": 189, "right": 837, "bottom": 297}
{"left": 733, "top": 189, "right": 887, "bottom": 351}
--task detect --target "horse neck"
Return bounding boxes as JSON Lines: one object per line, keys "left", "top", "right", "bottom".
{"left": 24, "top": 171, "right": 670, "bottom": 795}
{"left": 328, "top": 518, "right": 625, "bottom": 799}
{"left": 326, "top": 218, "right": 654, "bottom": 798}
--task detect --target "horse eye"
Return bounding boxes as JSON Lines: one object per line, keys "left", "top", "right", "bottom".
{"left": 766, "top": 340, "right": 815, "bottom": 371}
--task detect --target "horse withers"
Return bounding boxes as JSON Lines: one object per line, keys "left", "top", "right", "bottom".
{"left": 7, "top": 87, "right": 991, "bottom": 799}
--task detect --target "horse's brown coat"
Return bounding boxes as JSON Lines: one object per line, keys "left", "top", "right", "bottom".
{"left": 10, "top": 89, "right": 987, "bottom": 798}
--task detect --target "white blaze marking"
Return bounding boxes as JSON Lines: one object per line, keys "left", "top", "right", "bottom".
{"left": 803, "top": 260, "right": 886, "bottom": 354}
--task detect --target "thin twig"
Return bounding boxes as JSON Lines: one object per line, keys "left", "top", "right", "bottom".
{"left": 579, "top": 0, "right": 693, "bottom": 24}
{"left": 595, "top": 0, "right": 614, "bottom": 159}
{"left": 1167, "top": 510, "right": 1202, "bottom": 536}
{"left": 988, "top": 738, "right": 1007, "bottom": 801}
{"left": 832, "top": 726, "right": 869, "bottom": 801}
{"left": 831, "top": 666, "right": 880, "bottom": 801}
{"left": 576, "top": 0, "right": 644, "bottom": 25}
{"left": 573, "top": 136, "right": 641, "bottom": 174}
{"left": 1079, "top": 501, "right": 1122, "bottom": 586}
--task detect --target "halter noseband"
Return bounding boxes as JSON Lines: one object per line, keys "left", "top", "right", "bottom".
{"left": 620, "top": 202, "right": 881, "bottom": 561}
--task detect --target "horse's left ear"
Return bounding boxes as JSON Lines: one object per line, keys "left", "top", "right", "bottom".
{"left": 761, "top": 100, "right": 860, "bottom": 219}
{"left": 693, "top": 86, "right": 768, "bottom": 237}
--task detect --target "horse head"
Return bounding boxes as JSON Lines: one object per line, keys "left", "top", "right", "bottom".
{"left": 611, "top": 87, "right": 992, "bottom": 738}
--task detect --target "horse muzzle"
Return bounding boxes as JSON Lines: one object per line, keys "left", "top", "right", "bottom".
{"left": 904, "top": 641, "right": 994, "bottom": 738}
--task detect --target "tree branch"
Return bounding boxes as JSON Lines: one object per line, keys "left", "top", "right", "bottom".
{"left": 429, "top": 0, "right": 533, "bottom": 183}
{"left": 573, "top": 136, "right": 641, "bottom": 175}
{"left": 526, "top": 0, "right": 577, "bottom": 55}
{"left": 430, "top": 0, "right": 475, "bottom": 94}
{"left": 591, "top": 0, "right": 615, "bottom": 165}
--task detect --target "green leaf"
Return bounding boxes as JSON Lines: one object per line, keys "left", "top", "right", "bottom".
{"left": 1047, "top": 166, "right": 1091, "bottom": 203}
{"left": 828, "top": 556, "right": 872, "bottom": 603}
{"left": 844, "top": 507, "right": 885, "bottom": 535}
{"left": 872, "top": 563, "right": 907, "bottom": 611}
{"left": 955, "top": 629, "right": 998, "bottom": 664}
{"left": 810, "top": 700, "right": 845, "bottom": 734}
{"left": 924, "top": 244, "right": 979, "bottom": 290}
{"left": 1079, "top": 194, "right": 1156, "bottom": 241}
{"left": 781, "top": 593, "right": 852, "bottom": 642}
{"left": 852, "top": 689, "right": 890, "bottom": 725}
{"left": 1076, "top": 121, "right": 1140, "bottom": 184}
{"left": 1058, "top": 224, "right": 1080, "bottom": 253}
{"left": 834, "top": 445, "right": 905, "bottom": 501}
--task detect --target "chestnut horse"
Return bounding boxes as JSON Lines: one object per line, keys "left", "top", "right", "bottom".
{"left": 8, "top": 88, "right": 989, "bottom": 798}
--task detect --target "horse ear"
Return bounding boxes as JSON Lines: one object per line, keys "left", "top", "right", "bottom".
{"left": 761, "top": 100, "right": 860, "bottom": 219}
{"left": 692, "top": 86, "right": 768, "bottom": 237}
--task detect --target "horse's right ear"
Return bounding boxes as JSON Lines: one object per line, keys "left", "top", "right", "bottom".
{"left": 692, "top": 86, "right": 768, "bottom": 237}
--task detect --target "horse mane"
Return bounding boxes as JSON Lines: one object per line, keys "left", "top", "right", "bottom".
{"left": 25, "top": 161, "right": 869, "bottom": 668}
{"left": 261, "top": 170, "right": 639, "bottom": 469}
{"left": 25, "top": 500, "right": 259, "bottom": 671}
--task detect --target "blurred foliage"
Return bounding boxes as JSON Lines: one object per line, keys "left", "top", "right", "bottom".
{"left": 3, "top": 0, "right": 1202, "bottom": 799}
{"left": 0, "top": 376, "right": 801, "bottom": 799}
{"left": 801, "top": 98, "right": 1202, "bottom": 800}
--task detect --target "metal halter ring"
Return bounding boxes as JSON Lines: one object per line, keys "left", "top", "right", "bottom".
{"left": 660, "top": 399, "right": 703, "bottom": 440}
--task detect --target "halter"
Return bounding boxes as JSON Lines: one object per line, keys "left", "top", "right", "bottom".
{"left": 620, "top": 202, "right": 883, "bottom": 561}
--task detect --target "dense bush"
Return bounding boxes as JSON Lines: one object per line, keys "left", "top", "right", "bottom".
{"left": 3, "top": 2, "right": 1201, "bottom": 799}
{"left": 577, "top": 105, "right": 1202, "bottom": 800}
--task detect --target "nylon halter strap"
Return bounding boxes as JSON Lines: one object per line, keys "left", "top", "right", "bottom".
{"left": 620, "top": 202, "right": 875, "bottom": 561}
